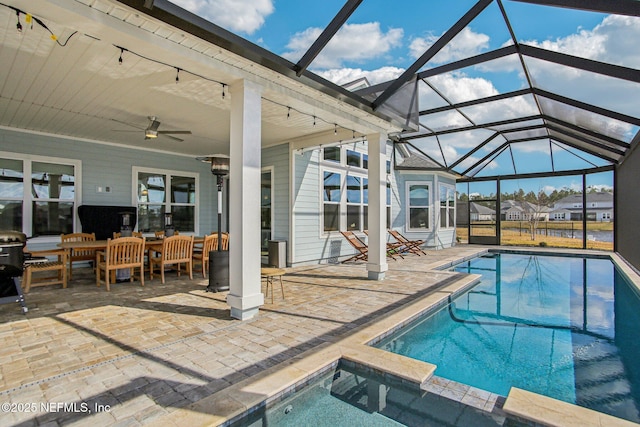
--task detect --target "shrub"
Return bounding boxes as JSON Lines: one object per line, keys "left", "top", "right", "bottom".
{"left": 539, "top": 241, "right": 548, "bottom": 247}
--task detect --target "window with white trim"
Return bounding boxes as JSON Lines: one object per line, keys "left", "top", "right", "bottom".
{"left": 323, "top": 170, "right": 341, "bottom": 232}
{"left": 406, "top": 181, "right": 431, "bottom": 231}
{"left": 134, "top": 168, "right": 198, "bottom": 233}
{"left": 440, "top": 184, "right": 455, "bottom": 228}
{"left": 0, "top": 155, "right": 78, "bottom": 237}
{"left": 321, "top": 146, "right": 391, "bottom": 233}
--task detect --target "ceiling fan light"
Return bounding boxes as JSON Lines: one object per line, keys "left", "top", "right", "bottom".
{"left": 145, "top": 129, "right": 158, "bottom": 138}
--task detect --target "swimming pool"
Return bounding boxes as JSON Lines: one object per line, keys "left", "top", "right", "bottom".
{"left": 233, "top": 361, "right": 512, "bottom": 427}
{"left": 375, "top": 252, "right": 640, "bottom": 423}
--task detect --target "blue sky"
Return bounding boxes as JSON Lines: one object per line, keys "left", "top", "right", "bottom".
{"left": 170, "top": 1, "right": 637, "bottom": 193}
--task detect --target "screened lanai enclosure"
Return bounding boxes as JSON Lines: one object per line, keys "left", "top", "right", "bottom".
{"left": 350, "top": 0, "right": 639, "bottom": 257}
{"left": 1, "top": 0, "right": 639, "bottom": 269}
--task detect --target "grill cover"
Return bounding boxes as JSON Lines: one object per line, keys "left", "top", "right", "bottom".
{"left": 0, "top": 230, "right": 27, "bottom": 277}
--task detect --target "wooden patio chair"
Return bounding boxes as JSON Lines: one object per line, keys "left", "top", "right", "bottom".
{"left": 95, "top": 237, "right": 145, "bottom": 291}
{"left": 113, "top": 231, "right": 142, "bottom": 238}
{"left": 388, "top": 230, "right": 427, "bottom": 255}
{"left": 60, "top": 232, "right": 96, "bottom": 279}
{"left": 362, "top": 230, "right": 405, "bottom": 260}
{"left": 22, "top": 248, "right": 68, "bottom": 293}
{"left": 215, "top": 232, "right": 230, "bottom": 250}
{"left": 149, "top": 235, "right": 194, "bottom": 284}
{"left": 193, "top": 234, "right": 217, "bottom": 278}
{"left": 340, "top": 231, "right": 368, "bottom": 263}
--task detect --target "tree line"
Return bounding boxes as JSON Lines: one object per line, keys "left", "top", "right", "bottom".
{"left": 459, "top": 186, "right": 610, "bottom": 207}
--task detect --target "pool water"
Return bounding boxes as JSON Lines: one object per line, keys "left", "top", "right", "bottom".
{"left": 376, "top": 252, "right": 640, "bottom": 423}
{"left": 234, "top": 363, "right": 511, "bottom": 427}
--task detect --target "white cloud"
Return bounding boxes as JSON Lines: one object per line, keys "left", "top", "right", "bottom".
{"left": 524, "top": 15, "right": 640, "bottom": 68}
{"left": 316, "top": 66, "right": 404, "bottom": 86}
{"left": 409, "top": 27, "right": 490, "bottom": 64}
{"left": 171, "top": 0, "right": 273, "bottom": 35}
{"left": 282, "top": 22, "right": 403, "bottom": 69}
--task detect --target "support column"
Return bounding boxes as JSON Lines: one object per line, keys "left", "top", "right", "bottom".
{"left": 227, "top": 80, "right": 264, "bottom": 320}
{"left": 366, "top": 133, "right": 389, "bottom": 280}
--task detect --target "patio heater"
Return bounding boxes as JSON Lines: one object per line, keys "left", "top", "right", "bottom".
{"left": 197, "top": 155, "right": 230, "bottom": 292}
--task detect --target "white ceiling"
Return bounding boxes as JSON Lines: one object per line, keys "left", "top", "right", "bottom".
{"left": 0, "top": 0, "right": 397, "bottom": 158}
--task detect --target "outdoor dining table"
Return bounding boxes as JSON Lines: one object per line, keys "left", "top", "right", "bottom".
{"left": 57, "top": 236, "right": 204, "bottom": 277}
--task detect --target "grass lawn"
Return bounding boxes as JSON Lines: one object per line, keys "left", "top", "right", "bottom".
{"left": 456, "top": 221, "right": 613, "bottom": 251}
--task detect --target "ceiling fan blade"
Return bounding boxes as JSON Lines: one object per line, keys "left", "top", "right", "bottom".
{"left": 162, "top": 134, "right": 185, "bottom": 142}
{"left": 158, "top": 130, "right": 192, "bottom": 135}
{"left": 110, "top": 118, "right": 144, "bottom": 130}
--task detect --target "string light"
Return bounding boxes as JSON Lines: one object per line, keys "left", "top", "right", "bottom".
{"left": 1, "top": 3, "right": 76, "bottom": 45}
{"left": 0, "top": 5, "right": 364, "bottom": 136}
{"left": 112, "top": 44, "right": 227, "bottom": 99}
{"left": 261, "top": 98, "right": 364, "bottom": 142}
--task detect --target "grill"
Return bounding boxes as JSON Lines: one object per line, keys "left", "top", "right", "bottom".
{"left": 0, "top": 230, "right": 29, "bottom": 314}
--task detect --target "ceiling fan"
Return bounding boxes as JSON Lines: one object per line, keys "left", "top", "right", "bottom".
{"left": 112, "top": 116, "right": 192, "bottom": 142}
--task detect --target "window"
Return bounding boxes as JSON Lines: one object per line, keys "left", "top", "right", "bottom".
{"left": 346, "top": 175, "right": 363, "bottom": 231}
{"left": 323, "top": 171, "right": 341, "bottom": 232}
{"left": 321, "top": 146, "right": 391, "bottom": 233}
{"left": 323, "top": 147, "right": 340, "bottom": 163}
{"left": 407, "top": 182, "right": 431, "bottom": 230}
{"left": 0, "top": 155, "right": 78, "bottom": 238}
{"left": 439, "top": 184, "right": 455, "bottom": 228}
{"left": 261, "top": 169, "right": 273, "bottom": 252}
{"left": 135, "top": 168, "right": 197, "bottom": 233}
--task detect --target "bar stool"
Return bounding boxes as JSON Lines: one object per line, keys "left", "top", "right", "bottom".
{"left": 260, "top": 267, "right": 286, "bottom": 304}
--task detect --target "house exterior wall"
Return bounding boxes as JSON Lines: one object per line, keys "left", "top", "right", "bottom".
{"left": 394, "top": 172, "right": 457, "bottom": 249}
{"left": 292, "top": 149, "right": 344, "bottom": 264}
{"left": 0, "top": 128, "right": 216, "bottom": 249}
{"left": 261, "top": 143, "right": 290, "bottom": 255}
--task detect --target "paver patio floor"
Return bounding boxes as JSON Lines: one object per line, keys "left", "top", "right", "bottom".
{"left": 0, "top": 246, "right": 487, "bottom": 426}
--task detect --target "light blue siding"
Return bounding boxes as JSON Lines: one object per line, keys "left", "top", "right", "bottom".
{"left": 261, "top": 144, "right": 290, "bottom": 255}
{"left": 0, "top": 128, "right": 216, "bottom": 242}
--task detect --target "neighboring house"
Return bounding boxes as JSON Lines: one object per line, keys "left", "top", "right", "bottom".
{"left": 500, "top": 200, "right": 550, "bottom": 222}
{"left": 549, "top": 192, "right": 613, "bottom": 221}
{"left": 469, "top": 202, "right": 496, "bottom": 221}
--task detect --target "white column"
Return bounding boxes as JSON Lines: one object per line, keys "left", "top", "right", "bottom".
{"left": 227, "top": 80, "right": 264, "bottom": 320}
{"left": 366, "top": 132, "right": 388, "bottom": 280}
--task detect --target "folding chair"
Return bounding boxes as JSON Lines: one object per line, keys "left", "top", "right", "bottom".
{"left": 388, "top": 230, "right": 427, "bottom": 255}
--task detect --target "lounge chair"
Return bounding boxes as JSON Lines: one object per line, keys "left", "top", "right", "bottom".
{"left": 340, "top": 231, "right": 368, "bottom": 263}
{"left": 362, "top": 230, "right": 405, "bottom": 259}
{"left": 388, "top": 230, "right": 427, "bottom": 255}
{"left": 341, "top": 231, "right": 404, "bottom": 263}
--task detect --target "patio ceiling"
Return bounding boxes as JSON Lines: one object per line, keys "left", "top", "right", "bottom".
{"left": 0, "top": 0, "right": 638, "bottom": 178}
{"left": 0, "top": 0, "right": 397, "bottom": 158}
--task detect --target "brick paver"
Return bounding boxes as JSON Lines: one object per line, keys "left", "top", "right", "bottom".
{"left": 0, "top": 247, "right": 486, "bottom": 426}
